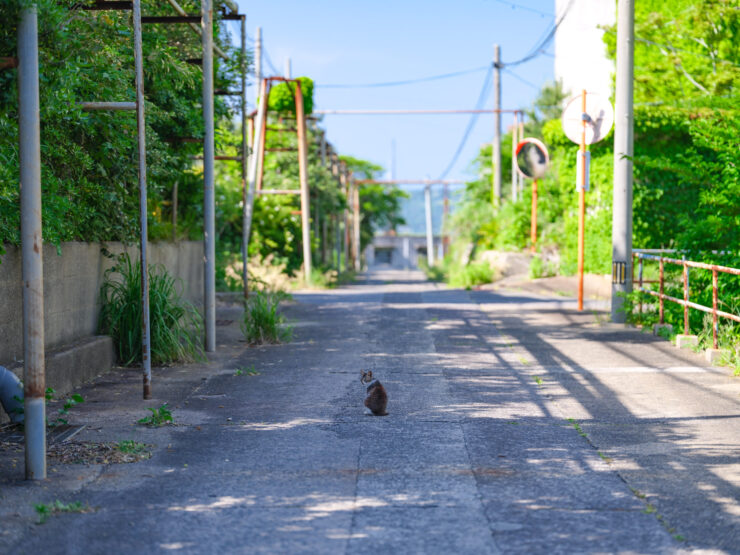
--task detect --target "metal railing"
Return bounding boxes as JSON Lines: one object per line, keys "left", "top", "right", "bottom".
{"left": 632, "top": 252, "right": 740, "bottom": 349}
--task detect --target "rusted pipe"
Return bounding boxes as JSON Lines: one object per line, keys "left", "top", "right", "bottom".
{"left": 683, "top": 259, "right": 689, "bottom": 336}
{"left": 659, "top": 257, "right": 664, "bottom": 324}
{"left": 712, "top": 269, "right": 718, "bottom": 350}
{"left": 295, "top": 80, "right": 313, "bottom": 284}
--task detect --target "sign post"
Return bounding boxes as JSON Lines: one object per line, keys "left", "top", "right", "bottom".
{"left": 561, "top": 92, "right": 614, "bottom": 310}
{"left": 514, "top": 137, "right": 549, "bottom": 253}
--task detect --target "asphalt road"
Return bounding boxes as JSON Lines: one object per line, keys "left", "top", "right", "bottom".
{"left": 2, "top": 269, "right": 739, "bottom": 554}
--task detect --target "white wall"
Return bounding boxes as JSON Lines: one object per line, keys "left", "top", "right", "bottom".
{"left": 554, "top": 0, "right": 615, "bottom": 100}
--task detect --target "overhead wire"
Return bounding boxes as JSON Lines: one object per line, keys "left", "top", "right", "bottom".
{"left": 315, "top": 66, "right": 490, "bottom": 89}
{"left": 436, "top": 65, "right": 494, "bottom": 181}
{"left": 500, "top": 0, "right": 574, "bottom": 68}
{"left": 492, "top": 0, "right": 553, "bottom": 18}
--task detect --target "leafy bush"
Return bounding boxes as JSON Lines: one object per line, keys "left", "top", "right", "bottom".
{"left": 267, "top": 77, "right": 314, "bottom": 115}
{"left": 99, "top": 252, "right": 203, "bottom": 365}
{"left": 241, "top": 291, "right": 293, "bottom": 345}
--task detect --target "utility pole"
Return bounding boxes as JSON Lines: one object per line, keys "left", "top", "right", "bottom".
{"left": 425, "top": 184, "right": 434, "bottom": 266}
{"left": 202, "top": 0, "right": 216, "bottom": 352}
{"left": 18, "top": 1, "right": 45, "bottom": 480}
{"left": 492, "top": 44, "right": 502, "bottom": 208}
{"left": 611, "top": 0, "right": 634, "bottom": 322}
{"left": 284, "top": 57, "right": 291, "bottom": 79}
{"left": 254, "top": 27, "right": 262, "bottom": 83}
{"left": 240, "top": 15, "right": 248, "bottom": 299}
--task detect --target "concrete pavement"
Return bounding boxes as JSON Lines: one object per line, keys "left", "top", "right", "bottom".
{"left": 1, "top": 269, "right": 739, "bottom": 553}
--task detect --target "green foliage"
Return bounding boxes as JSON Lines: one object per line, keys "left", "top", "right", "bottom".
{"left": 138, "top": 403, "right": 173, "bottom": 427}
{"left": 241, "top": 290, "right": 293, "bottom": 344}
{"left": 529, "top": 255, "right": 557, "bottom": 279}
{"left": 268, "top": 77, "right": 314, "bottom": 115}
{"left": 98, "top": 252, "right": 203, "bottom": 365}
{"left": 0, "top": 0, "right": 242, "bottom": 250}
{"left": 446, "top": 0, "right": 739, "bottom": 283}
{"left": 116, "top": 440, "right": 149, "bottom": 455}
{"left": 340, "top": 155, "right": 407, "bottom": 252}
{"left": 602, "top": 0, "right": 740, "bottom": 104}
{"left": 35, "top": 500, "right": 88, "bottom": 524}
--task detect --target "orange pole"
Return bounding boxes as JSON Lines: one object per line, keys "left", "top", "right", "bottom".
{"left": 530, "top": 178, "right": 538, "bottom": 253}
{"left": 256, "top": 79, "right": 269, "bottom": 192}
{"left": 578, "top": 89, "right": 587, "bottom": 311}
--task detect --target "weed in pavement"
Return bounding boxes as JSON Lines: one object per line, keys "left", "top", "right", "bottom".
{"left": 241, "top": 290, "right": 293, "bottom": 345}
{"left": 138, "top": 403, "right": 173, "bottom": 427}
{"left": 35, "top": 500, "right": 90, "bottom": 524}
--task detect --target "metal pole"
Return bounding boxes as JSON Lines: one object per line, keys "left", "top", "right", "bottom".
{"left": 320, "top": 131, "right": 326, "bottom": 166}
{"left": 492, "top": 44, "right": 501, "bottom": 208}
{"left": 18, "top": 2, "right": 45, "bottom": 480}
{"left": 443, "top": 183, "right": 449, "bottom": 256}
{"left": 202, "top": 0, "right": 216, "bottom": 352}
{"left": 172, "top": 180, "right": 178, "bottom": 241}
{"left": 610, "top": 0, "right": 635, "bottom": 323}
{"left": 244, "top": 80, "right": 268, "bottom": 281}
{"left": 295, "top": 81, "right": 312, "bottom": 283}
{"left": 425, "top": 184, "right": 434, "bottom": 266}
{"left": 240, "top": 16, "right": 249, "bottom": 298}
{"left": 511, "top": 111, "right": 518, "bottom": 202}
{"left": 577, "top": 89, "right": 587, "bottom": 311}
{"left": 530, "top": 178, "right": 538, "bottom": 253}
{"left": 255, "top": 27, "right": 262, "bottom": 82}
{"left": 132, "top": 0, "right": 152, "bottom": 398}
{"left": 341, "top": 163, "right": 349, "bottom": 271}
{"left": 353, "top": 181, "right": 361, "bottom": 271}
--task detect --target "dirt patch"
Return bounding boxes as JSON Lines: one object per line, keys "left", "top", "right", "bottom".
{"left": 48, "top": 442, "right": 152, "bottom": 465}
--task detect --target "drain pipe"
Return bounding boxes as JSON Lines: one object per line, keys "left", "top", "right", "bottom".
{"left": 0, "top": 367, "right": 24, "bottom": 424}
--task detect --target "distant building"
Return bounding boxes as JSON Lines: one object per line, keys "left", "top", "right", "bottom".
{"left": 554, "top": 0, "right": 615, "bottom": 99}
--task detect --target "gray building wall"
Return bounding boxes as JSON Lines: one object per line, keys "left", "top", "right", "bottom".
{"left": 0, "top": 241, "right": 203, "bottom": 367}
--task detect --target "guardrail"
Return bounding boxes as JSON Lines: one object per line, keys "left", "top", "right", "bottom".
{"left": 632, "top": 252, "right": 740, "bottom": 349}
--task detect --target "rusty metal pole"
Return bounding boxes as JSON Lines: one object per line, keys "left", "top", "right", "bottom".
{"left": 530, "top": 178, "right": 538, "bottom": 253}
{"left": 712, "top": 269, "right": 719, "bottom": 349}
{"left": 133, "top": 0, "right": 152, "bottom": 398}
{"left": 294, "top": 81, "right": 313, "bottom": 284}
{"left": 511, "top": 111, "right": 518, "bottom": 202}
{"left": 659, "top": 257, "right": 665, "bottom": 324}
{"left": 18, "top": 2, "right": 46, "bottom": 480}
{"left": 202, "top": 0, "right": 216, "bottom": 352}
{"left": 240, "top": 15, "right": 249, "bottom": 299}
{"left": 577, "top": 90, "right": 587, "bottom": 311}
{"left": 244, "top": 79, "right": 268, "bottom": 290}
{"left": 424, "top": 183, "right": 434, "bottom": 266}
{"left": 353, "top": 178, "right": 361, "bottom": 271}
{"left": 683, "top": 260, "right": 689, "bottom": 336}
{"left": 341, "top": 163, "right": 349, "bottom": 271}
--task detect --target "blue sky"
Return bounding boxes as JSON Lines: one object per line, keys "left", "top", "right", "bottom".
{"left": 233, "top": 0, "right": 557, "bottom": 183}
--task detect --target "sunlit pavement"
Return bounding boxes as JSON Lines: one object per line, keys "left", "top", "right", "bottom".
{"left": 3, "top": 268, "right": 739, "bottom": 553}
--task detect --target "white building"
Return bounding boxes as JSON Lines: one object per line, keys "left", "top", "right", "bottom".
{"left": 554, "top": 0, "right": 615, "bottom": 99}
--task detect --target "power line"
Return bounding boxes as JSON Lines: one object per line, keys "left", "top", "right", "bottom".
{"left": 503, "top": 67, "right": 540, "bottom": 90}
{"left": 261, "top": 45, "right": 280, "bottom": 76}
{"left": 492, "top": 0, "right": 553, "bottom": 18}
{"left": 315, "top": 65, "right": 490, "bottom": 89}
{"left": 437, "top": 65, "right": 494, "bottom": 181}
{"left": 500, "top": 0, "right": 574, "bottom": 68}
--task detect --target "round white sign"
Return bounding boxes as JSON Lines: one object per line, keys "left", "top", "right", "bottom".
{"left": 561, "top": 92, "right": 614, "bottom": 145}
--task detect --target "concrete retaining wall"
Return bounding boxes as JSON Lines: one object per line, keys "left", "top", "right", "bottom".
{"left": 0, "top": 240, "right": 203, "bottom": 375}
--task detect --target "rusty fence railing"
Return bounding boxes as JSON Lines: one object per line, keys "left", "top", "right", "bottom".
{"left": 632, "top": 251, "right": 740, "bottom": 349}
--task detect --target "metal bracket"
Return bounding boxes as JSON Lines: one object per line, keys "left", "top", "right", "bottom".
{"left": 612, "top": 261, "right": 627, "bottom": 284}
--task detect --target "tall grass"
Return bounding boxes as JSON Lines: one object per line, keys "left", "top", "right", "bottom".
{"left": 99, "top": 253, "right": 203, "bottom": 365}
{"left": 241, "top": 290, "right": 293, "bottom": 345}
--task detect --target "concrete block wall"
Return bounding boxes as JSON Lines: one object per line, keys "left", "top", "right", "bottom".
{"left": 0, "top": 241, "right": 204, "bottom": 367}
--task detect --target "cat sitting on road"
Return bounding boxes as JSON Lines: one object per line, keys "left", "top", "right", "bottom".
{"left": 360, "top": 370, "right": 388, "bottom": 416}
